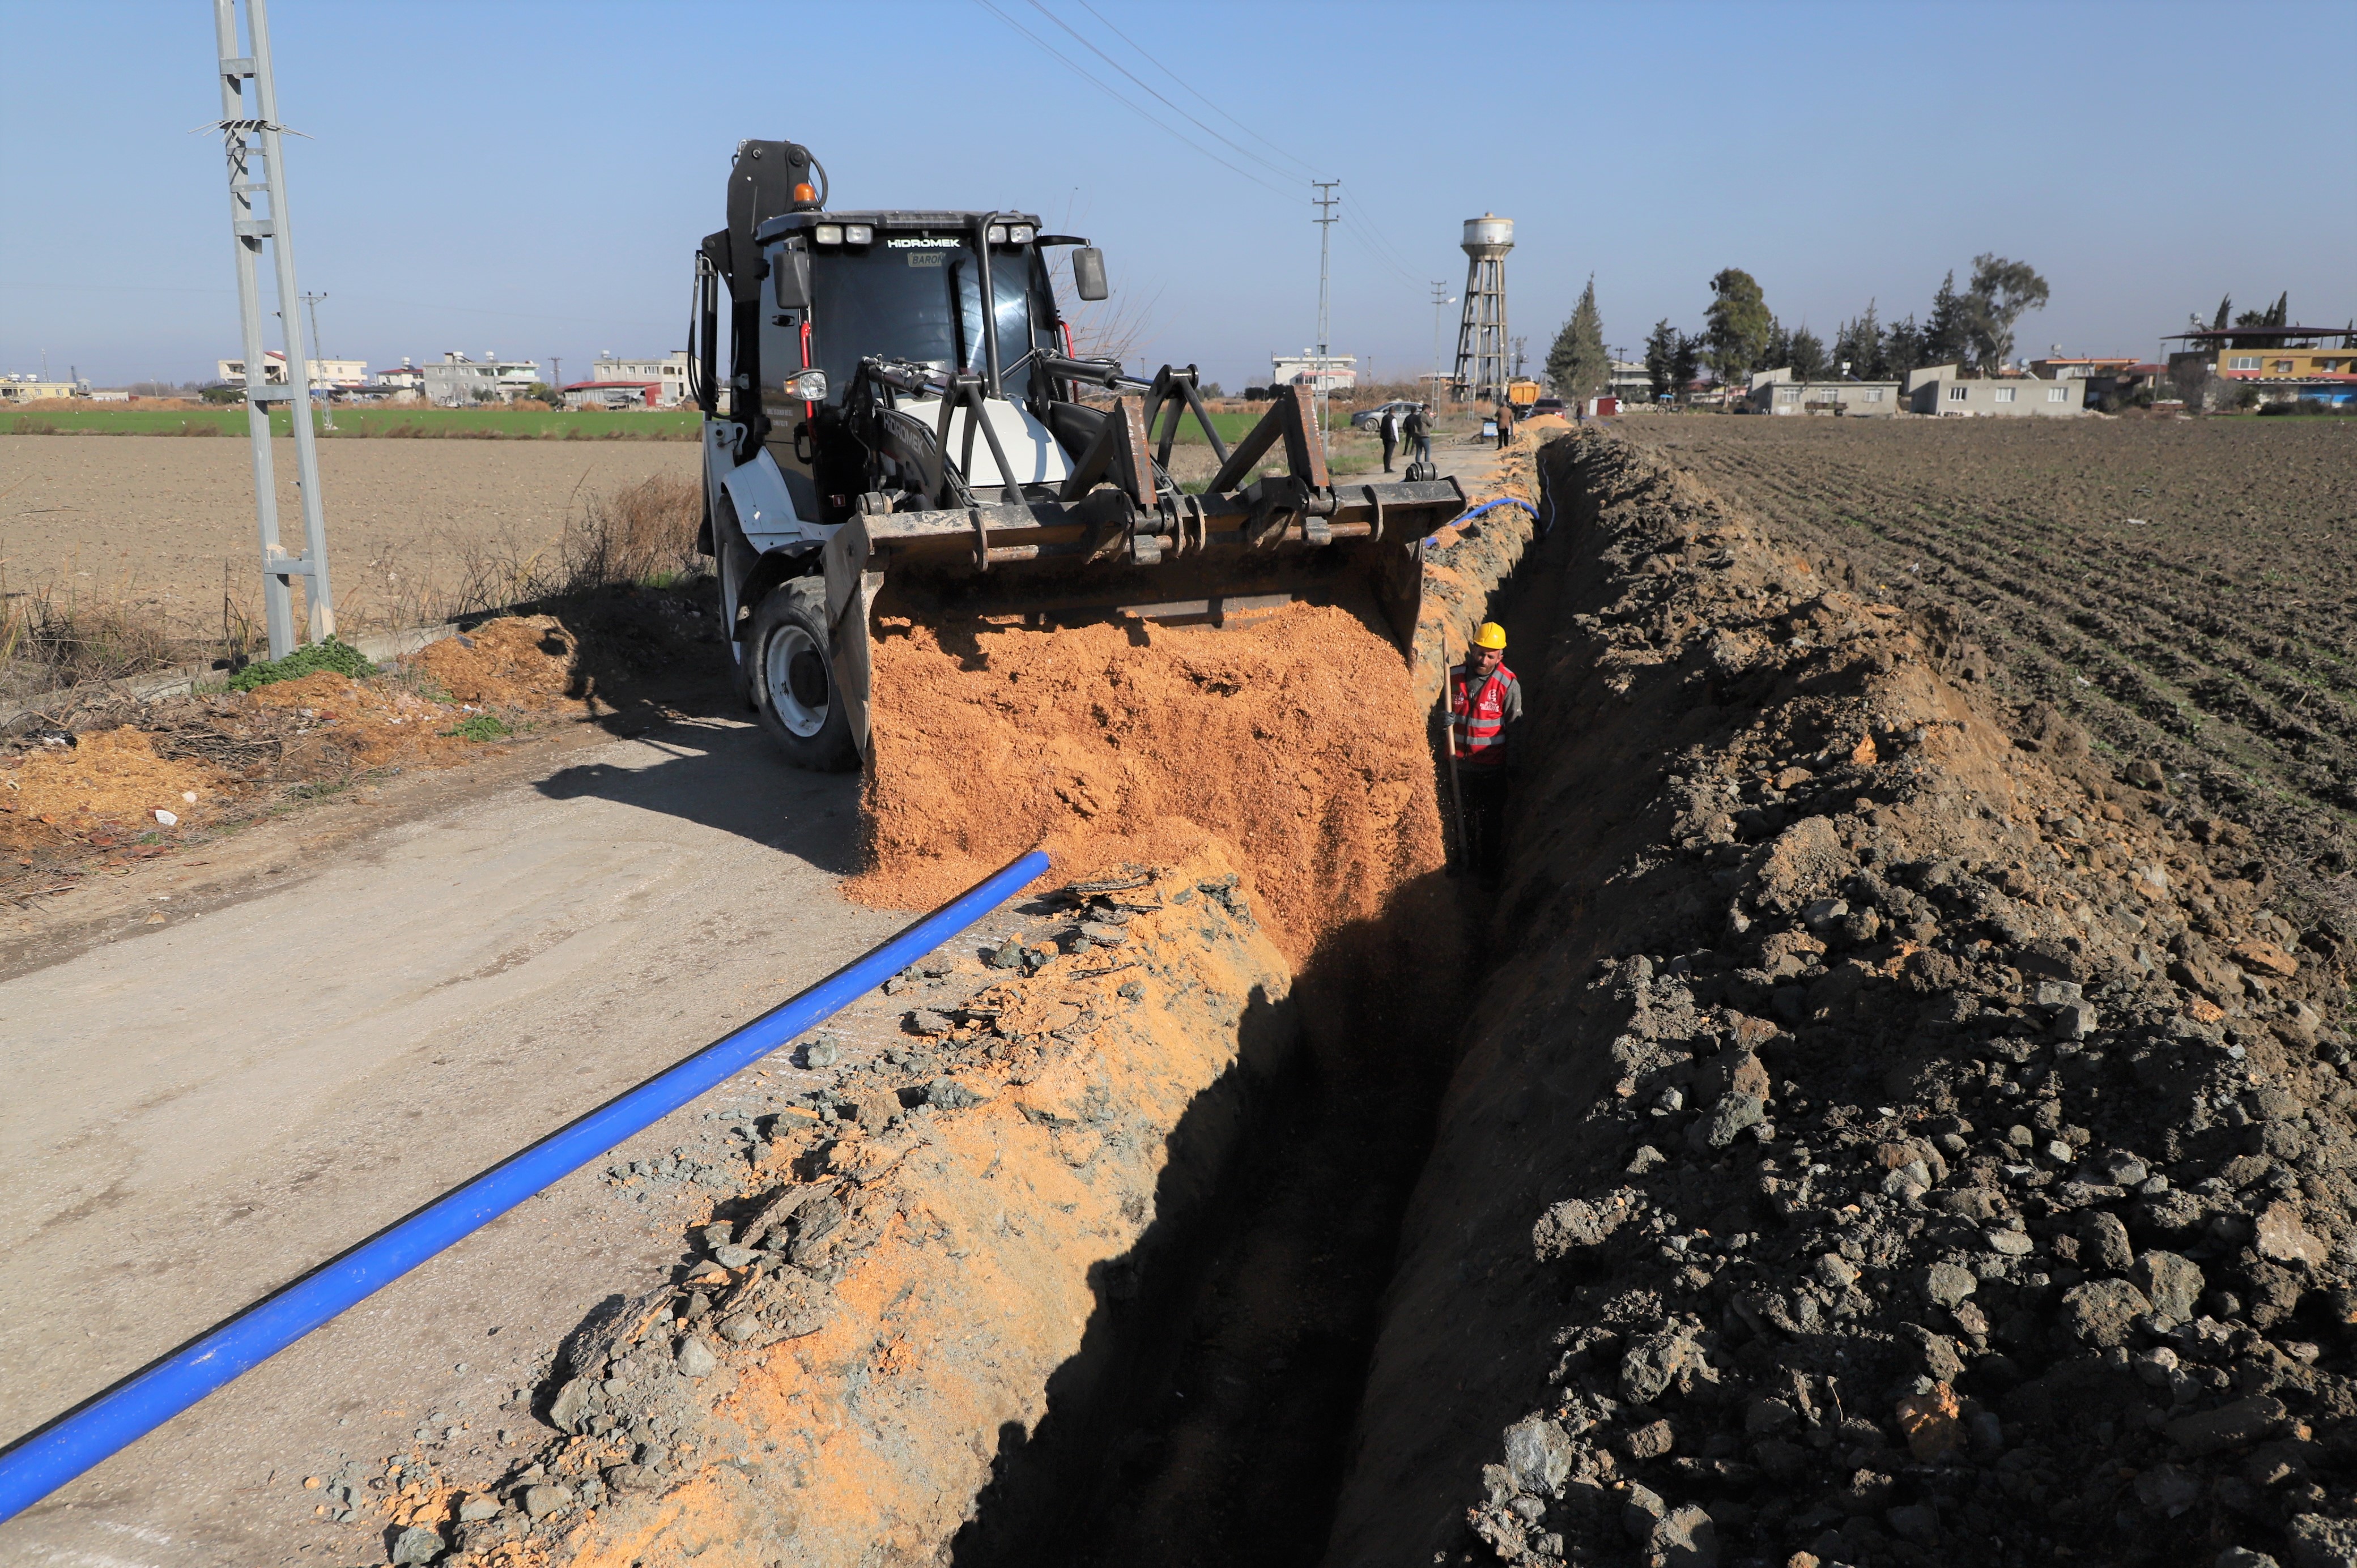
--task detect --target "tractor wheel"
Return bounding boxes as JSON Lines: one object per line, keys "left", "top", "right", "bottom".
{"left": 747, "top": 578, "right": 859, "bottom": 772}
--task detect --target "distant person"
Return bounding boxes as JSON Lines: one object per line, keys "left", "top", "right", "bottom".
{"left": 1448, "top": 621, "right": 1522, "bottom": 876}
{"left": 1403, "top": 403, "right": 1431, "bottom": 469}
{"left": 1379, "top": 407, "right": 1400, "bottom": 473}
{"left": 1495, "top": 395, "right": 1516, "bottom": 449}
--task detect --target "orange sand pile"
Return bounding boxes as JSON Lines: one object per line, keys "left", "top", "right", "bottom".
{"left": 0, "top": 727, "right": 228, "bottom": 849}
{"left": 848, "top": 602, "right": 1446, "bottom": 963}
{"left": 410, "top": 616, "right": 580, "bottom": 705}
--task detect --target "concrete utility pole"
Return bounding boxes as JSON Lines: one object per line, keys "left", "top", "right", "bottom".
{"left": 1311, "top": 180, "right": 1338, "bottom": 460}
{"left": 210, "top": 0, "right": 335, "bottom": 658}
{"left": 300, "top": 291, "right": 332, "bottom": 429}
{"left": 1430, "top": 282, "right": 1454, "bottom": 397}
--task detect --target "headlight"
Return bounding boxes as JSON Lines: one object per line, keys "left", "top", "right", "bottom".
{"left": 812, "top": 224, "right": 843, "bottom": 245}
{"left": 1009, "top": 224, "right": 1035, "bottom": 244}
{"left": 986, "top": 224, "right": 1007, "bottom": 244}
{"left": 783, "top": 369, "right": 828, "bottom": 401}
{"left": 843, "top": 224, "right": 873, "bottom": 245}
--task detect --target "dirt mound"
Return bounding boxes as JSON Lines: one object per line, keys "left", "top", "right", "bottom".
{"left": 850, "top": 603, "right": 1445, "bottom": 965}
{"left": 1333, "top": 429, "right": 2357, "bottom": 1568}
{"left": 0, "top": 727, "right": 227, "bottom": 853}
{"left": 394, "top": 846, "right": 1306, "bottom": 1568}
{"left": 0, "top": 586, "right": 718, "bottom": 904}
{"left": 411, "top": 616, "right": 582, "bottom": 706}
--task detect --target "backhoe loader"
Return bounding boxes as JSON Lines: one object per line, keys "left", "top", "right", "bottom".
{"left": 692, "top": 138, "right": 1466, "bottom": 769}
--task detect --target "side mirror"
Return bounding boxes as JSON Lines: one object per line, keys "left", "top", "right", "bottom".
{"left": 1072, "top": 247, "right": 1109, "bottom": 302}
{"left": 772, "top": 247, "right": 811, "bottom": 311}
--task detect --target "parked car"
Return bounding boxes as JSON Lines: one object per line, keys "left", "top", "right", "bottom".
{"left": 1349, "top": 398, "right": 1424, "bottom": 432}
{"left": 1528, "top": 397, "right": 1567, "bottom": 419}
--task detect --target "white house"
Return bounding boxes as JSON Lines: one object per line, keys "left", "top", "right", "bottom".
{"left": 591, "top": 352, "right": 691, "bottom": 407}
{"left": 422, "top": 351, "right": 543, "bottom": 407}
{"left": 216, "top": 350, "right": 369, "bottom": 391}
{"left": 1905, "top": 365, "right": 2084, "bottom": 417}
{"left": 1270, "top": 352, "right": 1357, "bottom": 393}
{"left": 1747, "top": 367, "right": 1903, "bottom": 416}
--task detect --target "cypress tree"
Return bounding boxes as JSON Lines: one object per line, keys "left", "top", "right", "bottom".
{"left": 1547, "top": 275, "right": 1611, "bottom": 401}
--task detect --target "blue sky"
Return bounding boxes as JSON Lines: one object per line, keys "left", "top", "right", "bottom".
{"left": 3, "top": 0, "right": 2350, "bottom": 390}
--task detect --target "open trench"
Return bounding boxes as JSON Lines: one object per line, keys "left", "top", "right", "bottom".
{"left": 403, "top": 421, "right": 2357, "bottom": 1568}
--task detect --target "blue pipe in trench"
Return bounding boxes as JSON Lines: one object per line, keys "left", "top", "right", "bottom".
{"left": 0, "top": 848, "right": 1052, "bottom": 1523}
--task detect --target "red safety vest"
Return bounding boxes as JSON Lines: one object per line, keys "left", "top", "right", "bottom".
{"left": 1452, "top": 662, "right": 1514, "bottom": 767}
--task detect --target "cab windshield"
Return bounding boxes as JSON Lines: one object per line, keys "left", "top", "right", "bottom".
{"left": 804, "top": 237, "right": 1049, "bottom": 403}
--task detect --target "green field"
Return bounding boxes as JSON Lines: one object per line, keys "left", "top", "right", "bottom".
{"left": 2, "top": 406, "right": 701, "bottom": 440}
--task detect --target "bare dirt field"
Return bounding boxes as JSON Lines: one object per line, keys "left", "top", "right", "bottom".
{"left": 1617, "top": 414, "right": 2357, "bottom": 924}
{"left": 0, "top": 435, "right": 699, "bottom": 634}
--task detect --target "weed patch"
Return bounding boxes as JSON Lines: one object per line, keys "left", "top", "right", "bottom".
{"left": 226, "top": 637, "right": 375, "bottom": 692}
{"left": 443, "top": 714, "right": 512, "bottom": 742}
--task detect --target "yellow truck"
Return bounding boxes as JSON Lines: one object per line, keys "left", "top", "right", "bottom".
{"left": 1505, "top": 379, "right": 1542, "bottom": 411}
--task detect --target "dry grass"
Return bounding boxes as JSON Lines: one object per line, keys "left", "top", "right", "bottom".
{"left": 436, "top": 471, "right": 704, "bottom": 619}
{"left": 0, "top": 571, "right": 200, "bottom": 704}
{"left": 0, "top": 474, "right": 705, "bottom": 707}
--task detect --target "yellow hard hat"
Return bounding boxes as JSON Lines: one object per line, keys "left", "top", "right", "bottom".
{"left": 1472, "top": 621, "right": 1508, "bottom": 650}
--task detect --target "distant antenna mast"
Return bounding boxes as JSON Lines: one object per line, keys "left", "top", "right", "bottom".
{"left": 210, "top": 0, "right": 335, "bottom": 659}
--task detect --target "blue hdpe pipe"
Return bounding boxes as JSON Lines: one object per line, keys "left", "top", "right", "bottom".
{"left": 1427, "top": 495, "right": 1541, "bottom": 544}
{"left": 0, "top": 848, "right": 1050, "bottom": 1524}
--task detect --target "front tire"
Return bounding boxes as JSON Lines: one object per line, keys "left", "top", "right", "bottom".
{"left": 747, "top": 579, "right": 860, "bottom": 772}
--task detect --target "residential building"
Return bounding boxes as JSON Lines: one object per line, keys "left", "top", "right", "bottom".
{"left": 216, "top": 350, "right": 369, "bottom": 390}
{"left": 1270, "top": 352, "right": 1357, "bottom": 393}
{"left": 563, "top": 381, "right": 665, "bottom": 411}
{"left": 1747, "top": 367, "right": 1903, "bottom": 416}
{"left": 422, "top": 351, "right": 543, "bottom": 407}
{"left": 0, "top": 377, "right": 78, "bottom": 402}
{"left": 2162, "top": 325, "right": 2357, "bottom": 409}
{"left": 1607, "top": 358, "right": 1651, "bottom": 404}
{"left": 2028, "top": 356, "right": 2137, "bottom": 384}
{"left": 375, "top": 359, "right": 427, "bottom": 392}
{"left": 1904, "top": 365, "right": 2084, "bottom": 416}
{"left": 591, "top": 352, "right": 691, "bottom": 407}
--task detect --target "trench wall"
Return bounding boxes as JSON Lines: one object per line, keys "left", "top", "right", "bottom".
{"left": 1325, "top": 430, "right": 2357, "bottom": 1567}
{"left": 404, "top": 435, "right": 1558, "bottom": 1567}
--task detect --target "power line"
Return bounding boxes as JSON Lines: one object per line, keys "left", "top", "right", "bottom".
{"left": 1028, "top": 1, "right": 1311, "bottom": 188}
{"left": 971, "top": 1, "right": 1295, "bottom": 201}
{"left": 1051, "top": 1, "right": 1432, "bottom": 286}
{"left": 1070, "top": 0, "right": 1322, "bottom": 182}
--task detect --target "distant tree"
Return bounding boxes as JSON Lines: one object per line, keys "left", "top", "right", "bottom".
{"left": 1882, "top": 313, "right": 1927, "bottom": 380}
{"left": 2173, "top": 356, "right": 2213, "bottom": 412}
{"left": 198, "top": 382, "right": 242, "bottom": 404}
{"left": 1703, "top": 269, "right": 1772, "bottom": 386}
{"left": 1961, "top": 254, "right": 2050, "bottom": 370}
{"left": 1547, "top": 275, "right": 1611, "bottom": 402}
{"left": 2230, "top": 291, "right": 2291, "bottom": 347}
{"left": 1198, "top": 381, "right": 1225, "bottom": 398}
{"left": 1788, "top": 325, "right": 1830, "bottom": 381}
{"left": 1670, "top": 333, "right": 1702, "bottom": 402}
{"left": 1832, "top": 301, "right": 1884, "bottom": 380}
{"left": 1923, "top": 272, "right": 1972, "bottom": 367}
{"left": 2211, "top": 295, "right": 2233, "bottom": 331}
{"left": 1644, "top": 318, "right": 1679, "bottom": 404}
{"left": 1762, "top": 317, "right": 1793, "bottom": 374}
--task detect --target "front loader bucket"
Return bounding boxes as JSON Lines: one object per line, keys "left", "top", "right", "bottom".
{"left": 819, "top": 386, "right": 1463, "bottom": 760}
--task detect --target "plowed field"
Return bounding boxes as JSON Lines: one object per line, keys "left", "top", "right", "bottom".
{"left": 1621, "top": 415, "right": 2357, "bottom": 919}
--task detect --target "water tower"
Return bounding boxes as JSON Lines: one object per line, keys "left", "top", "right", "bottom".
{"left": 1451, "top": 214, "right": 1513, "bottom": 403}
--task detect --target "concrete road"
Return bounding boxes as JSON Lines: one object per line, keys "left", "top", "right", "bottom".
{"left": 0, "top": 707, "right": 948, "bottom": 1567}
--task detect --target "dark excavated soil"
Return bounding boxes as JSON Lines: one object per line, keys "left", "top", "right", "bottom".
{"left": 1329, "top": 428, "right": 2357, "bottom": 1568}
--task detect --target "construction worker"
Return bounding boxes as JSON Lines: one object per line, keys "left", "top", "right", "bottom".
{"left": 1495, "top": 394, "right": 1516, "bottom": 449}
{"left": 1448, "top": 621, "right": 1521, "bottom": 876}
{"left": 1379, "top": 406, "right": 1400, "bottom": 473}
{"left": 1403, "top": 403, "right": 1432, "bottom": 471}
